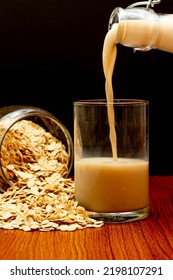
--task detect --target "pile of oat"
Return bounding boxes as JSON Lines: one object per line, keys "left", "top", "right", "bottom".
{"left": 0, "top": 120, "right": 103, "bottom": 231}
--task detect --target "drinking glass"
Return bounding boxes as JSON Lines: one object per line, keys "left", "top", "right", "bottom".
{"left": 74, "top": 99, "right": 149, "bottom": 223}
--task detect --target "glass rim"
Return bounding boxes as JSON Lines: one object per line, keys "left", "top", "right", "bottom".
{"left": 74, "top": 99, "right": 149, "bottom": 106}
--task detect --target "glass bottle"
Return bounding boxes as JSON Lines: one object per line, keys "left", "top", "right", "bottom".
{"left": 108, "top": 0, "right": 173, "bottom": 53}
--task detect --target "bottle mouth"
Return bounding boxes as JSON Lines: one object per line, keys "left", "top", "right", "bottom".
{"left": 108, "top": 0, "right": 161, "bottom": 30}
{"left": 108, "top": 7, "right": 122, "bottom": 30}
{"left": 109, "top": 6, "right": 157, "bottom": 30}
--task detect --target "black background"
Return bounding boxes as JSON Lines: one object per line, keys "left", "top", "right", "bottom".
{"left": 0, "top": 0, "right": 173, "bottom": 175}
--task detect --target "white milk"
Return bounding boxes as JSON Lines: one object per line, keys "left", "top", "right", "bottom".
{"left": 75, "top": 157, "right": 149, "bottom": 212}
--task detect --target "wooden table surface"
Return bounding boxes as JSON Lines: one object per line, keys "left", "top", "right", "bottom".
{"left": 0, "top": 176, "right": 173, "bottom": 260}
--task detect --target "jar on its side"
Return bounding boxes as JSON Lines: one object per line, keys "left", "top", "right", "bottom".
{"left": 0, "top": 105, "right": 73, "bottom": 192}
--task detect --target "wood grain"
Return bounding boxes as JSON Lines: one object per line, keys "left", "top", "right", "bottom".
{"left": 0, "top": 176, "right": 173, "bottom": 260}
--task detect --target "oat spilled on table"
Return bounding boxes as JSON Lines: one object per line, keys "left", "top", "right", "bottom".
{"left": 0, "top": 120, "right": 103, "bottom": 231}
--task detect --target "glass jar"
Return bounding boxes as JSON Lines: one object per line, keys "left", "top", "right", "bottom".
{"left": 0, "top": 105, "right": 73, "bottom": 192}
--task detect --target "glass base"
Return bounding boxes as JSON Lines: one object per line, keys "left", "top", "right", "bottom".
{"left": 88, "top": 206, "right": 150, "bottom": 223}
